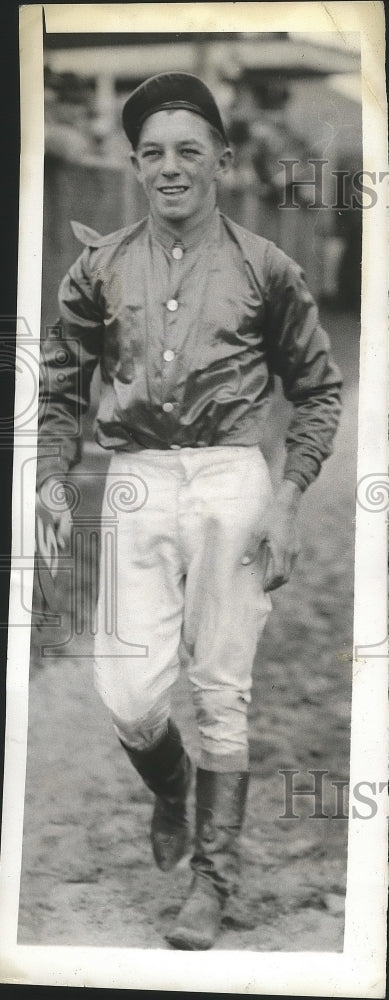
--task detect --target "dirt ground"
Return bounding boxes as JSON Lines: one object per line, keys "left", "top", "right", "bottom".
{"left": 18, "top": 310, "right": 359, "bottom": 952}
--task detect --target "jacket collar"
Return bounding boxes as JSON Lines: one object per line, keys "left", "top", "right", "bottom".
{"left": 148, "top": 208, "right": 220, "bottom": 251}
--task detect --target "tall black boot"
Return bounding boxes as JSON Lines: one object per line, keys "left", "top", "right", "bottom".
{"left": 165, "top": 767, "right": 249, "bottom": 950}
{"left": 119, "top": 719, "right": 192, "bottom": 872}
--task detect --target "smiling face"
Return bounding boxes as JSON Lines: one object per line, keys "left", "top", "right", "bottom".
{"left": 130, "top": 109, "right": 231, "bottom": 230}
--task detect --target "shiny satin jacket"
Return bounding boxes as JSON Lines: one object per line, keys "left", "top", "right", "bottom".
{"left": 37, "top": 210, "right": 343, "bottom": 492}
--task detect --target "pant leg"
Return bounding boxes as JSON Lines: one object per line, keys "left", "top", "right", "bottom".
{"left": 93, "top": 452, "right": 185, "bottom": 750}
{"left": 181, "top": 447, "right": 273, "bottom": 771}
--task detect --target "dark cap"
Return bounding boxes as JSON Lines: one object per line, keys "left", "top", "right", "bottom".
{"left": 122, "top": 72, "right": 228, "bottom": 148}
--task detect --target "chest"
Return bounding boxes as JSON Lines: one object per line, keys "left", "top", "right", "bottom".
{"left": 99, "top": 237, "right": 266, "bottom": 361}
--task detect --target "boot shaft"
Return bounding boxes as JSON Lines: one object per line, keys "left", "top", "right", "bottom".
{"left": 195, "top": 768, "right": 249, "bottom": 833}
{"left": 119, "top": 718, "right": 188, "bottom": 798}
{"left": 191, "top": 767, "right": 249, "bottom": 897}
{"left": 119, "top": 718, "right": 191, "bottom": 872}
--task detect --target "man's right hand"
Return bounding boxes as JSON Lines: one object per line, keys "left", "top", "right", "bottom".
{"left": 36, "top": 476, "right": 73, "bottom": 551}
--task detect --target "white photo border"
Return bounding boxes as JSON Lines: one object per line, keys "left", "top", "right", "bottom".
{"left": 0, "top": 3, "right": 387, "bottom": 995}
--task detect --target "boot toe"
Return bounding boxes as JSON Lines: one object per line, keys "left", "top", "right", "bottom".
{"left": 165, "top": 880, "right": 222, "bottom": 950}
{"left": 165, "top": 926, "right": 214, "bottom": 950}
{"left": 152, "top": 824, "right": 190, "bottom": 872}
{"left": 151, "top": 798, "right": 190, "bottom": 871}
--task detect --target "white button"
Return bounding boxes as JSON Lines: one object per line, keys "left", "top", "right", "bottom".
{"left": 162, "top": 402, "right": 174, "bottom": 413}
{"left": 172, "top": 245, "right": 183, "bottom": 260}
{"left": 170, "top": 444, "right": 181, "bottom": 450}
{"left": 163, "top": 349, "right": 175, "bottom": 362}
{"left": 167, "top": 298, "right": 178, "bottom": 312}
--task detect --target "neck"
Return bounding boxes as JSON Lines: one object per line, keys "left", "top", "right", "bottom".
{"left": 150, "top": 191, "right": 217, "bottom": 244}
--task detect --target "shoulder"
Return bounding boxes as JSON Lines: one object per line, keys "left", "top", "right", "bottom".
{"left": 219, "top": 213, "right": 270, "bottom": 255}
{"left": 219, "top": 212, "right": 298, "bottom": 288}
{"left": 219, "top": 212, "right": 297, "bottom": 271}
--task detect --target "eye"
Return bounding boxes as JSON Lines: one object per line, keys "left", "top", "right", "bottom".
{"left": 181, "top": 148, "right": 200, "bottom": 157}
{"left": 142, "top": 149, "right": 161, "bottom": 159}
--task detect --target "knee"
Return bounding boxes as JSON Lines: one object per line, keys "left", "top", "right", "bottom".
{"left": 94, "top": 661, "right": 171, "bottom": 747}
{"left": 191, "top": 687, "right": 250, "bottom": 769}
{"left": 111, "top": 697, "right": 170, "bottom": 751}
{"left": 193, "top": 685, "right": 250, "bottom": 719}
{"left": 191, "top": 686, "right": 251, "bottom": 739}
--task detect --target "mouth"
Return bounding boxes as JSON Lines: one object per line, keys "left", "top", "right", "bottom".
{"left": 158, "top": 186, "right": 189, "bottom": 196}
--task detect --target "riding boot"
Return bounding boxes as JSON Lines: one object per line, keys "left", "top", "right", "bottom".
{"left": 119, "top": 719, "right": 192, "bottom": 872}
{"left": 165, "top": 767, "right": 249, "bottom": 949}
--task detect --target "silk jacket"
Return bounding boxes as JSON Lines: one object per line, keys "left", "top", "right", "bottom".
{"left": 37, "top": 210, "right": 343, "bottom": 492}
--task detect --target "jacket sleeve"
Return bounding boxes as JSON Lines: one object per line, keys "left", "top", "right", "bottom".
{"left": 37, "top": 247, "right": 103, "bottom": 491}
{"left": 263, "top": 242, "right": 343, "bottom": 491}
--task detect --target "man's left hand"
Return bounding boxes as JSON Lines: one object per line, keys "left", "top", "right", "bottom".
{"left": 242, "top": 480, "right": 303, "bottom": 592}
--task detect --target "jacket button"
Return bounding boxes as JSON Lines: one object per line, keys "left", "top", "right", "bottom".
{"left": 172, "top": 245, "right": 183, "bottom": 260}
{"left": 163, "top": 349, "right": 175, "bottom": 362}
{"left": 167, "top": 298, "right": 178, "bottom": 312}
{"left": 162, "top": 402, "right": 174, "bottom": 413}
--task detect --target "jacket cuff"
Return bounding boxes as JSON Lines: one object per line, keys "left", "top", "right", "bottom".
{"left": 283, "top": 454, "right": 322, "bottom": 492}
{"left": 283, "top": 471, "right": 310, "bottom": 492}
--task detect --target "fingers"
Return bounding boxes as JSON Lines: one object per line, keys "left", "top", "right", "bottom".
{"left": 241, "top": 532, "right": 262, "bottom": 566}
{"left": 56, "top": 509, "right": 73, "bottom": 551}
{"left": 36, "top": 487, "right": 73, "bottom": 552}
{"left": 241, "top": 532, "right": 300, "bottom": 590}
{"left": 263, "top": 543, "right": 286, "bottom": 592}
{"left": 263, "top": 565, "right": 289, "bottom": 592}
{"left": 262, "top": 540, "right": 299, "bottom": 592}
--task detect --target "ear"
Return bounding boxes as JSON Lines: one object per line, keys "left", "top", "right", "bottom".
{"left": 215, "top": 147, "right": 233, "bottom": 180}
{"left": 130, "top": 151, "right": 142, "bottom": 179}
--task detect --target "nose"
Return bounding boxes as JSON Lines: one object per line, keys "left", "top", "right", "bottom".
{"left": 161, "top": 150, "right": 180, "bottom": 177}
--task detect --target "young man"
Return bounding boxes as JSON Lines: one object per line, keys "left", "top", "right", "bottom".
{"left": 37, "top": 73, "right": 342, "bottom": 950}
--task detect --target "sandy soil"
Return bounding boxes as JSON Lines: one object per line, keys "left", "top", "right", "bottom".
{"left": 18, "top": 310, "right": 358, "bottom": 952}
